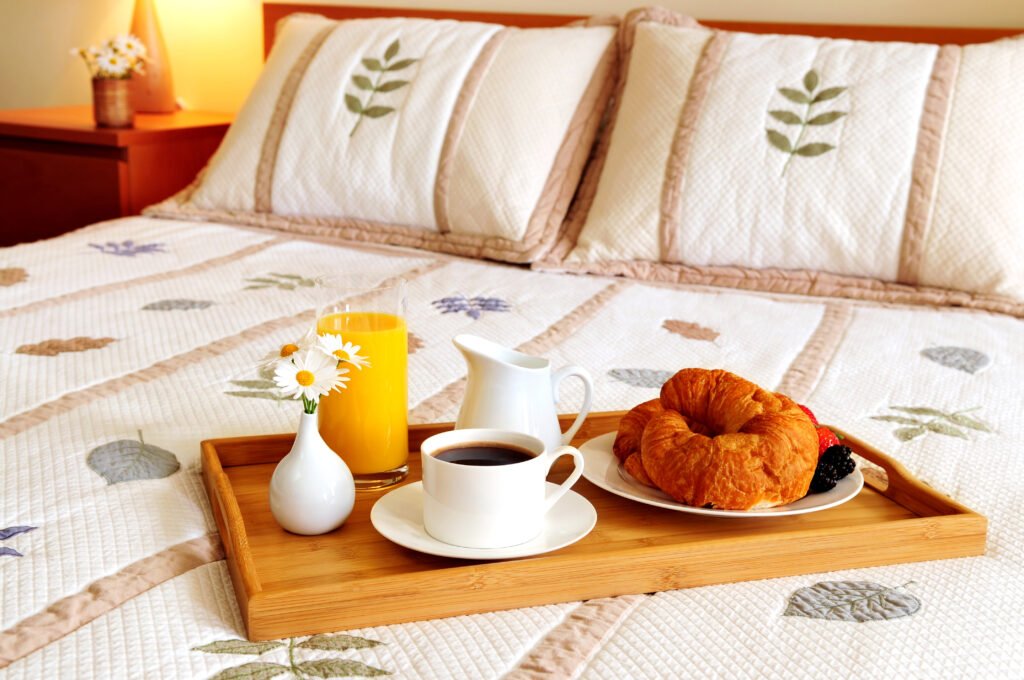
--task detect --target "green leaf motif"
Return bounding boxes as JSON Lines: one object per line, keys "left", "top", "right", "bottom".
{"left": 193, "top": 640, "right": 284, "bottom": 655}
{"left": 894, "top": 426, "right": 926, "bottom": 442}
{"left": 891, "top": 406, "right": 948, "bottom": 417}
{"left": 210, "top": 662, "right": 289, "bottom": 680}
{"left": 778, "top": 87, "right": 811, "bottom": 104}
{"left": 925, "top": 421, "right": 968, "bottom": 439}
{"left": 807, "top": 111, "right": 847, "bottom": 125}
{"left": 803, "top": 69, "right": 819, "bottom": 92}
{"left": 946, "top": 413, "right": 993, "bottom": 432}
{"left": 769, "top": 110, "right": 802, "bottom": 125}
{"left": 229, "top": 379, "right": 278, "bottom": 390}
{"left": 298, "top": 634, "right": 384, "bottom": 652}
{"left": 870, "top": 415, "right": 923, "bottom": 426}
{"left": 362, "top": 106, "right": 395, "bottom": 119}
{"left": 766, "top": 129, "right": 792, "bottom": 153}
{"left": 295, "top": 659, "right": 390, "bottom": 678}
{"left": 352, "top": 74, "right": 374, "bottom": 91}
{"left": 361, "top": 58, "right": 383, "bottom": 71}
{"left": 784, "top": 581, "right": 920, "bottom": 622}
{"left": 224, "top": 390, "right": 287, "bottom": 401}
{"left": 813, "top": 86, "right": 847, "bottom": 102}
{"left": 384, "top": 39, "right": 400, "bottom": 61}
{"left": 86, "top": 431, "right": 180, "bottom": 485}
{"left": 376, "top": 80, "right": 409, "bottom": 93}
{"left": 794, "top": 143, "right": 835, "bottom": 157}
{"left": 385, "top": 58, "right": 417, "bottom": 72}
{"left": 345, "top": 94, "right": 363, "bottom": 114}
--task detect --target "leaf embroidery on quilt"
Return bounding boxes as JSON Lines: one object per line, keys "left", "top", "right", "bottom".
{"left": 244, "top": 273, "right": 322, "bottom": 291}
{"left": 662, "top": 319, "right": 719, "bottom": 342}
{"left": 15, "top": 336, "right": 116, "bottom": 356}
{"left": 871, "top": 405, "right": 993, "bottom": 442}
{"left": 608, "top": 368, "right": 674, "bottom": 389}
{"left": 86, "top": 430, "right": 181, "bottom": 485}
{"left": 921, "top": 346, "right": 991, "bottom": 374}
{"left": 88, "top": 240, "right": 166, "bottom": 256}
{"left": 766, "top": 69, "right": 847, "bottom": 175}
{"left": 784, "top": 581, "right": 920, "bottom": 622}
{"left": 194, "top": 634, "right": 389, "bottom": 679}
{"left": 345, "top": 38, "right": 419, "bottom": 137}
{"left": 432, "top": 295, "right": 511, "bottom": 320}
{"left": 225, "top": 364, "right": 289, "bottom": 402}
{"left": 0, "top": 525, "right": 36, "bottom": 558}
{"left": 407, "top": 331, "right": 424, "bottom": 354}
{"left": 0, "top": 267, "right": 28, "bottom": 286}
{"left": 142, "top": 299, "right": 215, "bottom": 311}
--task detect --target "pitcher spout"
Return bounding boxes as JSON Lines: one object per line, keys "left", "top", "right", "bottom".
{"left": 452, "top": 334, "right": 549, "bottom": 372}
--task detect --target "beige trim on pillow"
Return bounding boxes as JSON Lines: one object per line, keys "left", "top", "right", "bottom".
{"left": 897, "top": 44, "right": 962, "bottom": 285}
{"left": 433, "top": 27, "right": 513, "bottom": 234}
{"left": 659, "top": 30, "right": 730, "bottom": 262}
{"left": 546, "top": 258, "right": 1024, "bottom": 318}
{"left": 254, "top": 23, "right": 337, "bottom": 213}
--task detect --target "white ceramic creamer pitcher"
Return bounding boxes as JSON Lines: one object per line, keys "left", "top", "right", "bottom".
{"left": 453, "top": 334, "right": 594, "bottom": 452}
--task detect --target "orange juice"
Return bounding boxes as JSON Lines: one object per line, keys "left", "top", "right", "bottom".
{"left": 317, "top": 311, "right": 408, "bottom": 478}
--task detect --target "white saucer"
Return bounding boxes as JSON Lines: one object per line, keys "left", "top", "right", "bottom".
{"left": 580, "top": 432, "right": 864, "bottom": 518}
{"left": 370, "top": 482, "right": 597, "bottom": 560}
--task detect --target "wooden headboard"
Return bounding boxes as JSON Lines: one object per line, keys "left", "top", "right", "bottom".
{"left": 263, "top": 3, "right": 1019, "bottom": 57}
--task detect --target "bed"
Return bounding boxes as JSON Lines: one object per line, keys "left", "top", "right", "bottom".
{"left": 2, "top": 4, "right": 1023, "bottom": 678}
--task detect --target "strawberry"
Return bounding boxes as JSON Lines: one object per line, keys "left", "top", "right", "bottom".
{"left": 799, "top": 404, "right": 818, "bottom": 425}
{"left": 816, "top": 427, "right": 840, "bottom": 456}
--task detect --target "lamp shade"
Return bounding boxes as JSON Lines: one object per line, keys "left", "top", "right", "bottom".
{"left": 130, "top": 0, "right": 176, "bottom": 112}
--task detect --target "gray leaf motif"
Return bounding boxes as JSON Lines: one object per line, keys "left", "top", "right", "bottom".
{"left": 608, "top": 368, "right": 674, "bottom": 389}
{"left": 925, "top": 421, "right": 968, "bottom": 439}
{"left": 193, "top": 640, "right": 284, "bottom": 655}
{"left": 142, "top": 299, "right": 214, "bottom": 311}
{"left": 947, "top": 413, "right": 993, "bottom": 432}
{"left": 0, "top": 525, "right": 36, "bottom": 540}
{"left": 210, "top": 662, "right": 288, "bottom": 680}
{"left": 921, "top": 346, "right": 991, "bottom": 374}
{"left": 298, "top": 634, "right": 383, "bottom": 652}
{"left": 295, "top": 659, "right": 390, "bottom": 678}
{"left": 784, "top": 581, "right": 920, "bottom": 622}
{"left": 894, "top": 426, "right": 926, "bottom": 441}
{"left": 87, "top": 430, "right": 180, "bottom": 485}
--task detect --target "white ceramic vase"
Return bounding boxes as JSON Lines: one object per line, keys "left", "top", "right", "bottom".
{"left": 270, "top": 412, "right": 355, "bottom": 535}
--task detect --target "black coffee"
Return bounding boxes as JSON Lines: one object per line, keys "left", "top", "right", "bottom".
{"left": 434, "top": 444, "right": 534, "bottom": 466}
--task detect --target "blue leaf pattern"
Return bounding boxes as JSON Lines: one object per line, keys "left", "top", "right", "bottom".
{"left": 0, "top": 525, "right": 36, "bottom": 557}
{"left": 0, "top": 547, "right": 23, "bottom": 558}
{"left": 89, "top": 240, "right": 166, "bottom": 257}
{"left": 432, "top": 295, "right": 511, "bottom": 320}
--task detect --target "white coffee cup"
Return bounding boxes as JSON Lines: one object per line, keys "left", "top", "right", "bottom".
{"left": 420, "top": 428, "right": 585, "bottom": 549}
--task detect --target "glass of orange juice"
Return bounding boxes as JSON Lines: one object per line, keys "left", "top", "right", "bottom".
{"left": 317, "top": 282, "right": 408, "bottom": 489}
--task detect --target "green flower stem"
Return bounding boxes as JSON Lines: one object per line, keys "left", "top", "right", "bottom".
{"left": 288, "top": 637, "right": 302, "bottom": 678}
{"left": 349, "top": 60, "right": 387, "bottom": 138}
{"left": 302, "top": 396, "right": 318, "bottom": 414}
{"left": 781, "top": 100, "right": 813, "bottom": 176}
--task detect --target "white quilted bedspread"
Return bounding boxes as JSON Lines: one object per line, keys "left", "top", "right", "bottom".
{"left": 2, "top": 217, "right": 1023, "bottom": 679}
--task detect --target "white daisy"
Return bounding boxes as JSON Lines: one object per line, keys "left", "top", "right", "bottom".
{"left": 96, "top": 50, "right": 130, "bottom": 78}
{"left": 258, "top": 326, "right": 321, "bottom": 371}
{"left": 317, "top": 333, "right": 371, "bottom": 370}
{"left": 112, "top": 34, "right": 147, "bottom": 59}
{"left": 274, "top": 349, "right": 349, "bottom": 407}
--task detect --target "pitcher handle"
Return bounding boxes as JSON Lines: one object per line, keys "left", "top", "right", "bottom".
{"left": 542, "top": 446, "right": 585, "bottom": 514}
{"left": 551, "top": 365, "right": 594, "bottom": 445}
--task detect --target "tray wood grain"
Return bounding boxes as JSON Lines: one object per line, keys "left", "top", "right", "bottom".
{"left": 201, "top": 411, "right": 986, "bottom": 641}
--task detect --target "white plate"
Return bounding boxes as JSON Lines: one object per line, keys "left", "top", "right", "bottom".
{"left": 370, "top": 481, "right": 596, "bottom": 560}
{"left": 580, "top": 432, "right": 864, "bottom": 518}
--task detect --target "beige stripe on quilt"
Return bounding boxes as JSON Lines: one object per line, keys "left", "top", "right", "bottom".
{"left": 253, "top": 23, "right": 337, "bottom": 213}
{"left": 658, "top": 30, "right": 730, "bottom": 263}
{"left": 776, "top": 302, "right": 854, "bottom": 402}
{"left": 0, "top": 534, "right": 224, "bottom": 670}
{"left": 0, "top": 238, "right": 285, "bottom": 320}
{"left": 433, "top": 28, "right": 513, "bottom": 234}
{"left": 411, "top": 279, "right": 629, "bottom": 423}
{"left": 897, "top": 44, "right": 961, "bottom": 285}
{"left": 505, "top": 595, "right": 645, "bottom": 679}
{"left": 0, "top": 260, "right": 448, "bottom": 439}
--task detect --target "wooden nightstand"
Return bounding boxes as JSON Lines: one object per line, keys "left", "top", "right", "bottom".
{"left": 0, "top": 106, "right": 232, "bottom": 246}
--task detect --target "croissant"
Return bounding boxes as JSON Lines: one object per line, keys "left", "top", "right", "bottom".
{"left": 619, "top": 369, "right": 817, "bottom": 510}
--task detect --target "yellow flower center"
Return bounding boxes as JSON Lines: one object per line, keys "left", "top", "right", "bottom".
{"left": 295, "top": 370, "right": 315, "bottom": 387}
{"left": 280, "top": 343, "right": 299, "bottom": 357}
{"left": 333, "top": 349, "right": 346, "bottom": 360}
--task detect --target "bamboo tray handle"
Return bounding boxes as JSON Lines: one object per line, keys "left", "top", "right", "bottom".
{"left": 212, "top": 463, "right": 262, "bottom": 596}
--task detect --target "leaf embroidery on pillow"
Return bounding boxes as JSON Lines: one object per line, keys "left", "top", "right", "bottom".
{"left": 871, "top": 405, "right": 993, "bottom": 442}
{"left": 16, "top": 337, "right": 116, "bottom": 356}
{"left": 88, "top": 240, "right": 166, "bottom": 256}
{"left": 784, "top": 581, "right": 920, "bottom": 622}
{"left": 244, "top": 272, "right": 321, "bottom": 291}
{"left": 0, "top": 267, "right": 28, "bottom": 286}
{"left": 346, "top": 38, "right": 419, "bottom": 137}
{"left": 432, "top": 295, "right": 511, "bottom": 320}
{"left": 662, "top": 319, "right": 719, "bottom": 342}
{"left": 86, "top": 430, "right": 181, "bottom": 484}
{"left": 921, "top": 346, "right": 991, "bottom": 374}
{"left": 608, "top": 368, "right": 674, "bottom": 389}
{"left": 193, "top": 634, "right": 389, "bottom": 679}
{"left": 766, "top": 69, "right": 847, "bottom": 175}
{"left": 142, "top": 299, "right": 215, "bottom": 311}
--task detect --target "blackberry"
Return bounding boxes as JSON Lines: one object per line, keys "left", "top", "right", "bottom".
{"left": 809, "top": 445, "right": 856, "bottom": 493}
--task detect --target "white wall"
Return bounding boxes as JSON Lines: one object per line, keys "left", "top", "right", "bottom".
{"left": 0, "top": 0, "right": 1021, "bottom": 113}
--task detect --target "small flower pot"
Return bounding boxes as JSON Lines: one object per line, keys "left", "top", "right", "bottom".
{"left": 92, "top": 78, "right": 134, "bottom": 128}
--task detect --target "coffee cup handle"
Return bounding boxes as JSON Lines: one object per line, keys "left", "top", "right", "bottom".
{"left": 552, "top": 365, "right": 594, "bottom": 445}
{"left": 543, "top": 446, "right": 585, "bottom": 514}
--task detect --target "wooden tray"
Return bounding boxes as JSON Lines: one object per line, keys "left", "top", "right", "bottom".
{"left": 201, "top": 412, "right": 986, "bottom": 641}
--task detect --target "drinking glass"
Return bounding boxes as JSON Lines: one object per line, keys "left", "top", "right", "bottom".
{"left": 317, "top": 282, "right": 408, "bottom": 489}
